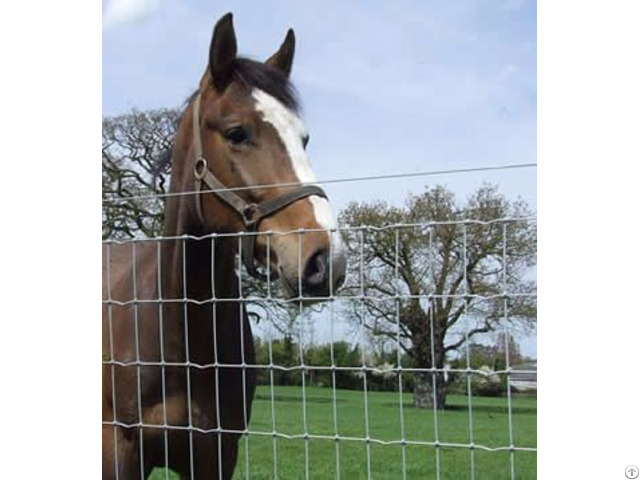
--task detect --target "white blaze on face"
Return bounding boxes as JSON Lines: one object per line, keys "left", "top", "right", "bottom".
{"left": 252, "top": 88, "right": 345, "bottom": 255}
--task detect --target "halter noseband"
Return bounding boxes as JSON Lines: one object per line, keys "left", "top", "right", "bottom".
{"left": 191, "top": 91, "right": 327, "bottom": 280}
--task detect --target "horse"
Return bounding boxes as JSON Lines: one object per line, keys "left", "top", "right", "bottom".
{"left": 102, "top": 12, "right": 347, "bottom": 479}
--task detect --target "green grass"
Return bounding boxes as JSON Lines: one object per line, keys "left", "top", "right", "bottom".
{"left": 150, "top": 386, "right": 536, "bottom": 479}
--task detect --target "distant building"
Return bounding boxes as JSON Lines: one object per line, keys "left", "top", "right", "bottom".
{"left": 509, "top": 363, "right": 537, "bottom": 391}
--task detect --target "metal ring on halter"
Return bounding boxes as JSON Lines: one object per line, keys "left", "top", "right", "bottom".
{"left": 241, "top": 204, "right": 259, "bottom": 228}
{"left": 194, "top": 157, "right": 208, "bottom": 180}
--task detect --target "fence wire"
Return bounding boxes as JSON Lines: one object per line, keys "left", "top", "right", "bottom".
{"left": 102, "top": 216, "right": 536, "bottom": 479}
{"left": 101, "top": 163, "right": 536, "bottom": 204}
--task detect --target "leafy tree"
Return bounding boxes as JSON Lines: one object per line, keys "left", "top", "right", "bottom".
{"left": 102, "top": 108, "right": 179, "bottom": 239}
{"left": 254, "top": 338, "right": 302, "bottom": 386}
{"left": 492, "top": 331, "right": 524, "bottom": 367}
{"left": 339, "top": 184, "right": 536, "bottom": 408}
{"left": 306, "top": 341, "right": 362, "bottom": 389}
{"left": 253, "top": 340, "right": 363, "bottom": 390}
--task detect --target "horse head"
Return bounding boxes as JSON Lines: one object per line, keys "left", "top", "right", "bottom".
{"left": 169, "top": 13, "right": 346, "bottom": 298}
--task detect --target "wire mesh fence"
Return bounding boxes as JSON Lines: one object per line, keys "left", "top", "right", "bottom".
{"left": 102, "top": 215, "right": 537, "bottom": 479}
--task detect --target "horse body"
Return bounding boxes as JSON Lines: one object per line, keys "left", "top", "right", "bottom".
{"left": 103, "top": 12, "right": 346, "bottom": 479}
{"left": 103, "top": 236, "right": 254, "bottom": 478}
{"left": 103, "top": 235, "right": 255, "bottom": 478}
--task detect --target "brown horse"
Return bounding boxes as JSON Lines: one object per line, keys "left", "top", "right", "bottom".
{"left": 102, "top": 13, "right": 346, "bottom": 479}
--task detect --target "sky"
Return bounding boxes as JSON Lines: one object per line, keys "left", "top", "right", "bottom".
{"left": 103, "top": 0, "right": 537, "bottom": 357}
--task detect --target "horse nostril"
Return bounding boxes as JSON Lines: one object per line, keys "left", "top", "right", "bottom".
{"left": 303, "top": 249, "right": 329, "bottom": 289}
{"left": 302, "top": 249, "right": 347, "bottom": 296}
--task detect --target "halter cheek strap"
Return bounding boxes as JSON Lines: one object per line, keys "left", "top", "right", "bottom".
{"left": 191, "top": 91, "right": 328, "bottom": 280}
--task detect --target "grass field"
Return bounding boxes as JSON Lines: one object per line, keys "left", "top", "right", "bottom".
{"left": 150, "top": 385, "right": 536, "bottom": 479}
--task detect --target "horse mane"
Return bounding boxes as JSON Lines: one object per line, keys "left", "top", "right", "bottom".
{"left": 152, "top": 57, "right": 300, "bottom": 178}
{"left": 232, "top": 58, "right": 300, "bottom": 112}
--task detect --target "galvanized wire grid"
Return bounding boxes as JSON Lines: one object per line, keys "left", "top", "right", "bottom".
{"left": 102, "top": 218, "right": 537, "bottom": 479}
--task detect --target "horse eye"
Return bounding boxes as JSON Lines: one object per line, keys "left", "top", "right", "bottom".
{"left": 224, "top": 127, "right": 250, "bottom": 146}
{"left": 302, "top": 134, "right": 310, "bottom": 148}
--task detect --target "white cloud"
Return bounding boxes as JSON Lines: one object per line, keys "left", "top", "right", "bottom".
{"left": 102, "top": 0, "right": 160, "bottom": 30}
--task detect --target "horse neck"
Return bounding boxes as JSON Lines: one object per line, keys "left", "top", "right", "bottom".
{"left": 157, "top": 193, "right": 243, "bottom": 368}
{"left": 159, "top": 183, "right": 239, "bottom": 300}
{"left": 159, "top": 107, "right": 240, "bottom": 303}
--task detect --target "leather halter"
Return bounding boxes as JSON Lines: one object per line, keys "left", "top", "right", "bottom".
{"left": 191, "top": 91, "right": 327, "bottom": 280}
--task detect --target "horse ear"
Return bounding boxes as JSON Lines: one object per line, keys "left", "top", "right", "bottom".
{"left": 266, "top": 29, "right": 295, "bottom": 77}
{"left": 209, "top": 12, "right": 237, "bottom": 91}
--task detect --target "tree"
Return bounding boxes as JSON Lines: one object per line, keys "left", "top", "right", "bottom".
{"left": 246, "top": 286, "right": 305, "bottom": 370}
{"left": 339, "top": 184, "right": 536, "bottom": 408}
{"left": 492, "top": 331, "right": 524, "bottom": 368}
{"left": 102, "top": 108, "right": 179, "bottom": 239}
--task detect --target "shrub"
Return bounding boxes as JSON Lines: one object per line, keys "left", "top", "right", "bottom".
{"left": 448, "top": 365, "right": 507, "bottom": 397}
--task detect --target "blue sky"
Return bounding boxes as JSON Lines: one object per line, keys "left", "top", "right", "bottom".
{"left": 103, "top": 0, "right": 537, "bottom": 356}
